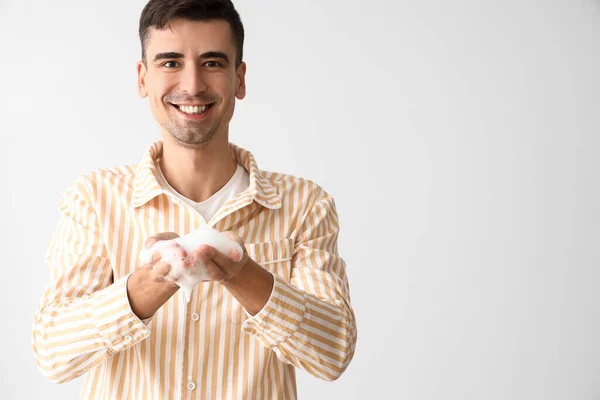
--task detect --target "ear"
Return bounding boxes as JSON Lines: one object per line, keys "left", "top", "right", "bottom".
{"left": 137, "top": 61, "right": 148, "bottom": 98}
{"left": 235, "top": 62, "right": 246, "bottom": 100}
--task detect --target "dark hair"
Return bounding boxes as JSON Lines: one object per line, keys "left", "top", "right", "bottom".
{"left": 139, "top": 0, "right": 244, "bottom": 67}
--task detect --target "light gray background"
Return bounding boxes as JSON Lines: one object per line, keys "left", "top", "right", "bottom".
{"left": 1, "top": 0, "right": 599, "bottom": 399}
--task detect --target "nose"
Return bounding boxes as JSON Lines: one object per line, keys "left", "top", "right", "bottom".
{"left": 179, "top": 63, "right": 207, "bottom": 95}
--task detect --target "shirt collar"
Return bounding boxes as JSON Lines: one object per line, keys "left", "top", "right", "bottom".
{"left": 131, "top": 140, "right": 282, "bottom": 209}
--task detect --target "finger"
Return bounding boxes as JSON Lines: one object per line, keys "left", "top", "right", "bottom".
{"left": 230, "top": 247, "right": 246, "bottom": 263}
{"left": 153, "top": 261, "right": 171, "bottom": 278}
{"left": 145, "top": 232, "right": 180, "bottom": 248}
{"left": 192, "top": 240, "right": 242, "bottom": 265}
{"left": 141, "top": 250, "right": 161, "bottom": 267}
{"left": 163, "top": 242, "right": 189, "bottom": 265}
{"left": 211, "top": 247, "right": 236, "bottom": 266}
{"left": 172, "top": 250, "right": 192, "bottom": 268}
{"left": 203, "top": 259, "right": 228, "bottom": 282}
{"left": 144, "top": 236, "right": 158, "bottom": 249}
{"left": 222, "top": 231, "right": 245, "bottom": 262}
{"left": 192, "top": 245, "right": 216, "bottom": 261}
{"left": 154, "top": 231, "right": 180, "bottom": 241}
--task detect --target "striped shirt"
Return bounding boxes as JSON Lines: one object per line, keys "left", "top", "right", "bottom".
{"left": 32, "top": 140, "right": 357, "bottom": 400}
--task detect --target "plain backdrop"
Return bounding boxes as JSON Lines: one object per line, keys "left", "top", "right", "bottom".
{"left": 1, "top": 0, "right": 600, "bottom": 399}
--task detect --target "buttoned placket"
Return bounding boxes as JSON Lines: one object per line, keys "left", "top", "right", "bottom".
{"left": 168, "top": 193, "right": 256, "bottom": 398}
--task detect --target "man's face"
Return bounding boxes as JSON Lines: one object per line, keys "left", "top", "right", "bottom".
{"left": 137, "top": 18, "right": 246, "bottom": 148}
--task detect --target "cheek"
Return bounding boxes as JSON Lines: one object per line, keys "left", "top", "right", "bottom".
{"left": 148, "top": 87, "right": 171, "bottom": 118}
{"left": 148, "top": 75, "right": 178, "bottom": 107}
{"left": 151, "top": 95, "right": 165, "bottom": 110}
{"left": 148, "top": 96, "right": 166, "bottom": 120}
{"left": 210, "top": 75, "right": 236, "bottom": 99}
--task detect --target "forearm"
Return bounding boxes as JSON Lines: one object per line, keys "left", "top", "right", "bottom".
{"left": 126, "top": 268, "right": 179, "bottom": 319}
{"left": 221, "top": 258, "right": 274, "bottom": 315}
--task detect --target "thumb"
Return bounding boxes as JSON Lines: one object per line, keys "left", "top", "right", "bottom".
{"left": 222, "top": 231, "right": 246, "bottom": 262}
{"left": 144, "top": 231, "right": 180, "bottom": 249}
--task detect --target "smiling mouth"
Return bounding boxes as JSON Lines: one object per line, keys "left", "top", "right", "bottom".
{"left": 170, "top": 103, "right": 215, "bottom": 115}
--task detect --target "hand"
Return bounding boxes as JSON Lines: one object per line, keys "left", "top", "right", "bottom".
{"left": 127, "top": 231, "right": 183, "bottom": 319}
{"left": 189, "top": 231, "right": 248, "bottom": 283}
{"left": 141, "top": 231, "right": 187, "bottom": 286}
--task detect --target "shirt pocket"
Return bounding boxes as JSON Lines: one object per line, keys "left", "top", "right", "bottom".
{"left": 227, "top": 238, "right": 294, "bottom": 324}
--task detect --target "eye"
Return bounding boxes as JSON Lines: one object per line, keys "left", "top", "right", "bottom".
{"left": 204, "top": 61, "right": 222, "bottom": 68}
{"left": 162, "top": 61, "right": 180, "bottom": 68}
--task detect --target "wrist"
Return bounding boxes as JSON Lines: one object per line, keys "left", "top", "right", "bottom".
{"left": 221, "top": 258, "right": 274, "bottom": 316}
{"left": 127, "top": 270, "right": 178, "bottom": 319}
{"left": 222, "top": 256, "right": 251, "bottom": 286}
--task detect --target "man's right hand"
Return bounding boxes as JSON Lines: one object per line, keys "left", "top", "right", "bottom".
{"left": 126, "top": 232, "right": 184, "bottom": 320}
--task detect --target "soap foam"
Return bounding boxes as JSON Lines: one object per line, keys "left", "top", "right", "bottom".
{"left": 139, "top": 227, "right": 244, "bottom": 302}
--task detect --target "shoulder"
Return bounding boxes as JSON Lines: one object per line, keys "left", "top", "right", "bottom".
{"left": 60, "top": 163, "right": 139, "bottom": 204}
{"left": 260, "top": 170, "right": 334, "bottom": 208}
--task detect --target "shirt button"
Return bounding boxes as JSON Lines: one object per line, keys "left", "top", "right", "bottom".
{"left": 191, "top": 312, "right": 200, "bottom": 322}
{"left": 187, "top": 381, "right": 196, "bottom": 390}
{"left": 124, "top": 335, "right": 132, "bottom": 343}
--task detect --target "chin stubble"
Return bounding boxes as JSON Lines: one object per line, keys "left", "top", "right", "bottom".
{"left": 162, "top": 92, "right": 222, "bottom": 145}
{"left": 163, "top": 118, "right": 218, "bottom": 146}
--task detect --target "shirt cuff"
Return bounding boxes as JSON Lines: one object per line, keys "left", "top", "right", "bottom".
{"left": 91, "top": 274, "right": 151, "bottom": 355}
{"left": 241, "top": 274, "right": 306, "bottom": 347}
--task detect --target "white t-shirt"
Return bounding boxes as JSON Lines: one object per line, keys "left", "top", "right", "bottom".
{"left": 155, "top": 162, "right": 250, "bottom": 224}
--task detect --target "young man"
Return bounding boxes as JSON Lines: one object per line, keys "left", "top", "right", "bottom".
{"left": 32, "top": 0, "right": 356, "bottom": 398}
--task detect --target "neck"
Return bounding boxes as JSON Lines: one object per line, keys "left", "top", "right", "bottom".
{"left": 158, "top": 132, "right": 238, "bottom": 203}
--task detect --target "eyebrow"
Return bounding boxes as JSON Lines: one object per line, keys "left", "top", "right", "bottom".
{"left": 153, "top": 52, "right": 184, "bottom": 62}
{"left": 152, "top": 51, "right": 230, "bottom": 64}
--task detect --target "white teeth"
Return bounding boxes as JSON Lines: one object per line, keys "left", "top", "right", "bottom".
{"left": 177, "top": 105, "right": 209, "bottom": 115}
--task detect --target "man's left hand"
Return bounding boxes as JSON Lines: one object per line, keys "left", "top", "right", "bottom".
{"left": 190, "top": 231, "right": 249, "bottom": 283}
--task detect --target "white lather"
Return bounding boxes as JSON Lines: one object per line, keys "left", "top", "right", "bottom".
{"left": 139, "top": 227, "right": 244, "bottom": 302}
